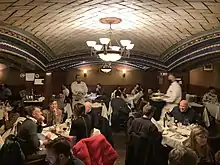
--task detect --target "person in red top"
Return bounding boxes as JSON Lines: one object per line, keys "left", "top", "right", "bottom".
{"left": 72, "top": 134, "right": 118, "bottom": 165}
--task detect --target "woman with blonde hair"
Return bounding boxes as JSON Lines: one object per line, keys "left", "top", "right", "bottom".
{"left": 190, "top": 125, "right": 214, "bottom": 165}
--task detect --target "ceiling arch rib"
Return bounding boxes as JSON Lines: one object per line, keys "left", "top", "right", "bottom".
{"left": 47, "top": 58, "right": 152, "bottom": 71}
{"left": 0, "top": 42, "right": 46, "bottom": 71}
{"left": 163, "top": 28, "right": 220, "bottom": 61}
{"left": 60, "top": 61, "right": 150, "bottom": 71}
{"left": 0, "top": 12, "right": 220, "bottom": 72}
{"left": 0, "top": 24, "right": 54, "bottom": 61}
{"left": 168, "top": 44, "right": 220, "bottom": 71}
{"left": 46, "top": 54, "right": 166, "bottom": 71}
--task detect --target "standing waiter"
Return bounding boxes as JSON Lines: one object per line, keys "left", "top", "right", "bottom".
{"left": 71, "top": 74, "right": 88, "bottom": 108}
{"left": 161, "top": 73, "right": 182, "bottom": 118}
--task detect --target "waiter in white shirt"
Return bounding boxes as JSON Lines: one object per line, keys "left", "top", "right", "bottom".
{"left": 71, "top": 74, "right": 88, "bottom": 108}
{"left": 161, "top": 73, "right": 182, "bottom": 118}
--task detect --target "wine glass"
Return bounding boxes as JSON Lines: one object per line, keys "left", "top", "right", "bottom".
{"left": 184, "top": 118, "right": 190, "bottom": 126}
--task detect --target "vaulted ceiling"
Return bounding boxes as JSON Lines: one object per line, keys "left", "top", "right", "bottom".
{"left": 0, "top": 0, "right": 220, "bottom": 71}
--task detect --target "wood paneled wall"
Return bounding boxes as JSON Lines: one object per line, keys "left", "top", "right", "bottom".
{"left": 0, "top": 66, "right": 160, "bottom": 99}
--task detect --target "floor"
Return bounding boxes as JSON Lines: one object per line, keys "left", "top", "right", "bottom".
{"left": 113, "top": 132, "right": 126, "bottom": 165}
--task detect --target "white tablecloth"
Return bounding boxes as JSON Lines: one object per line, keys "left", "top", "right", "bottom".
{"left": 154, "top": 120, "right": 191, "bottom": 148}
{"left": 205, "top": 103, "right": 220, "bottom": 120}
{"left": 42, "top": 123, "right": 70, "bottom": 140}
{"left": 91, "top": 102, "right": 108, "bottom": 119}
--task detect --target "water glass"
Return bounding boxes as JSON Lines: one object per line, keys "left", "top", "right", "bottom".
{"left": 177, "top": 122, "right": 182, "bottom": 128}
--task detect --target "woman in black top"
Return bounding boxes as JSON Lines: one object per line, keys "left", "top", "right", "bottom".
{"left": 69, "top": 103, "right": 92, "bottom": 143}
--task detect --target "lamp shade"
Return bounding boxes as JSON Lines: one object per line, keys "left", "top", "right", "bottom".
{"left": 127, "top": 44, "right": 134, "bottom": 50}
{"left": 86, "top": 41, "right": 96, "bottom": 47}
{"left": 94, "top": 44, "right": 102, "bottom": 51}
{"left": 120, "top": 40, "right": 131, "bottom": 47}
{"left": 110, "top": 46, "right": 121, "bottom": 51}
{"left": 99, "top": 38, "right": 110, "bottom": 45}
{"left": 98, "top": 53, "right": 121, "bottom": 62}
{"left": 101, "top": 68, "right": 112, "bottom": 73}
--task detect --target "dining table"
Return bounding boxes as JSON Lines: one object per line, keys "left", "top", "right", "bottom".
{"left": 41, "top": 122, "right": 71, "bottom": 140}
{"left": 154, "top": 119, "right": 193, "bottom": 148}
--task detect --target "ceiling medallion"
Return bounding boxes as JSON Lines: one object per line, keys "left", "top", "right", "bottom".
{"left": 86, "top": 17, "right": 134, "bottom": 62}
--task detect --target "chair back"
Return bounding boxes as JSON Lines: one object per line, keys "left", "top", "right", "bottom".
{"left": 209, "top": 135, "right": 220, "bottom": 153}
{"left": 91, "top": 107, "right": 102, "bottom": 117}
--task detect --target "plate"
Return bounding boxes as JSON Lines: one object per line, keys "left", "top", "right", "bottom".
{"left": 151, "top": 97, "right": 162, "bottom": 100}
{"left": 175, "top": 135, "right": 183, "bottom": 139}
{"left": 162, "top": 131, "right": 168, "bottom": 135}
{"left": 153, "top": 93, "right": 164, "bottom": 96}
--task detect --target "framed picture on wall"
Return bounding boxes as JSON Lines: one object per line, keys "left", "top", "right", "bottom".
{"left": 203, "top": 64, "right": 213, "bottom": 71}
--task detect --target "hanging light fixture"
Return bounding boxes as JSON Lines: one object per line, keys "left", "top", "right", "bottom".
{"left": 100, "top": 63, "right": 112, "bottom": 73}
{"left": 86, "top": 17, "right": 134, "bottom": 62}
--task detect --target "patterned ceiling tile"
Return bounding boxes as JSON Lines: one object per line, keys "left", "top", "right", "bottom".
{"left": 1, "top": 0, "right": 220, "bottom": 57}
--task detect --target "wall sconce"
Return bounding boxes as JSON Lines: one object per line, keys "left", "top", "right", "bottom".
{"left": 122, "top": 69, "right": 126, "bottom": 78}
{"left": 83, "top": 69, "right": 87, "bottom": 77}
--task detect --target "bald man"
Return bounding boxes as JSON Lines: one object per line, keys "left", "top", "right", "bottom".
{"left": 167, "top": 100, "right": 200, "bottom": 125}
{"left": 84, "top": 102, "right": 98, "bottom": 129}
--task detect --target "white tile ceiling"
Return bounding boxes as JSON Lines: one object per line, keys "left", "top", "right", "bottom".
{"left": 1, "top": 0, "right": 220, "bottom": 56}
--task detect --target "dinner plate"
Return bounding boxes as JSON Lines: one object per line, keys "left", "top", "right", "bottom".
{"left": 162, "top": 131, "right": 168, "bottom": 135}
{"left": 151, "top": 97, "right": 162, "bottom": 100}
{"left": 175, "top": 135, "right": 183, "bottom": 139}
{"left": 153, "top": 93, "right": 164, "bottom": 96}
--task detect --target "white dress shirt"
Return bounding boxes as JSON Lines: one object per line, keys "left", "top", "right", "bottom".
{"left": 161, "top": 81, "right": 182, "bottom": 118}
{"left": 71, "top": 81, "right": 88, "bottom": 99}
{"left": 164, "top": 81, "right": 182, "bottom": 104}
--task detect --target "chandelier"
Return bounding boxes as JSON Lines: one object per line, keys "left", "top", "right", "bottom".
{"left": 100, "top": 63, "right": 112, "bottom": 73}
{"left": 86, "top": 17, "right": 134, "bottom": 62}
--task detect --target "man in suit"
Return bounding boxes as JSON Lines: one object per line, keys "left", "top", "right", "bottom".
{"left": 17, "top": 106, "right": 49, "bottom": 156}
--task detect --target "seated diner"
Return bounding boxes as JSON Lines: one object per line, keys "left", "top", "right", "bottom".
{"left": 2, "top": 2, "right": 220, "bottom": 164}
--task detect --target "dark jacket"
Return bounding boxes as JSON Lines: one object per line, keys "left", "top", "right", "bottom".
{"left": 69, "top": 115, "right": 92, "bottom": 143}
{"left": 87, "top": 109, "right": 99, "bottom": 129}
{"left": 111, "top": 97, "right": 130, "bottom": 116}
{"left": 126, "top": 117, "right": 163, "bottom": 165}
{"left": 168, "top": 106, "right": 200, "bottom": 125}
{"left": 68, "top": 155, "right": 85, "bottom": 165}
{"left": 17, "top": 119, "right": 42, "bottom": 156}
{"left": 97, "top": 116, "right": 114, "bottom": 147}
{"left": 127, "top": 112, "right": 142, "bottom": 132}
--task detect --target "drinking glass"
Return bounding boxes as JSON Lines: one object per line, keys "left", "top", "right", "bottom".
{"left": 184, "top": 118, "right": 190, "bottom": 126}
{"left": 177, "top": 122, "right": 182, "bottom": 128}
